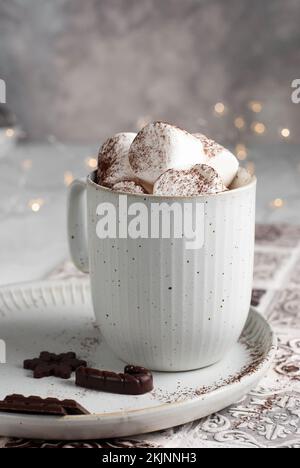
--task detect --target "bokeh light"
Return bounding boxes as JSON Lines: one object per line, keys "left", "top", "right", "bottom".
{"left": 251, "top": 122, "right": 266, "bottom": 134}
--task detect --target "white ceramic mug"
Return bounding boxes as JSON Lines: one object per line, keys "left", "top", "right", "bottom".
{"left": 68, "top": 171, "right": 256, "bottom": 371}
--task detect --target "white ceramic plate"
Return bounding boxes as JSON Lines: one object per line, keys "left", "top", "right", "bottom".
{"left": 0, "top": 279, "right": 276, "bottom": 440}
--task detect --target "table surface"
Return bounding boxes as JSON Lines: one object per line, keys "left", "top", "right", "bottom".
{"left": 0, "top": 143, "right": 299, "bottom": 448}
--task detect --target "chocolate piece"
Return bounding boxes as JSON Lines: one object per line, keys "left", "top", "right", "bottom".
{"left": 24, "top": 351, "right": 87, "bottom": 379}
{"left": 46, "top": 398, "right": 90, "bottom": 416}
{"left": 0, "top": 394, "right": 89, "bottom": 416}
{"left": 124, "top": 365, "right": 152, "bottom": 376}
{"left": 76, "top": 365, "right": 153, "bottom": 395}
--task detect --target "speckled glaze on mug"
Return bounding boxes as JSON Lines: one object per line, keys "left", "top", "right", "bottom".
{"left": 68, "top": 172, "right": 256, "bottom": 371}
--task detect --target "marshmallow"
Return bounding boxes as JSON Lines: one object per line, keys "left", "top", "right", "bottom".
{"left": 112, "top": 180, "right": 148, "bottom": 195}
{"left": 229, "top": 167, "right": 253, "bottom": 190}
{"left": 194, "top": 133, "right": 239, "bottom": 187}
{"left": 153, "top": 164, "right": 227, "bottom": 197}
{"left": 129, "top": 122, "right": 206, "bottom": 185}
{"left": 97, "top": 132, "right": 137, "bottom": 187}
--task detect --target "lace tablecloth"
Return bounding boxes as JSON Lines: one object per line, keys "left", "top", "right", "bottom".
{"left": 1, "top": 224, "right": 300, "bottom": 448}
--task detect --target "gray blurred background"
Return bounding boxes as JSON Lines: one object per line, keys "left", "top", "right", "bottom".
{"left": 0, "top": 0, "right": 300, "bottom": 145}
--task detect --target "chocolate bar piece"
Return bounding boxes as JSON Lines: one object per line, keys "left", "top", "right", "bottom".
{"left": 76, "top": 365, "right": 153, "bottom": 395}
{"left": 124, "top": 365, "right": 152, "bottom": 376}
{"left": 0, "top": 394, "right": 90, "bottom": 416}
{"left": 24, "top": 351, "right": 87, "bottom": 379}
{"left": 52, "top": 398, "right": 90, "bottom": 415}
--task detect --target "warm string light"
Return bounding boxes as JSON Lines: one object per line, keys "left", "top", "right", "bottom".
{"left": 235, "top": 143, "right": 247, "bottom": 160}
{"left": 212, "top": 101, "right": 293, "bottom": 145}
{"left": 5, "top": 128, "right": 15, "bottom": 138}
{"left": 4, "top": 111, "right": 293, "bottom": 220}
{"left": 86, "top": 157, "right": 97, "bottom": 169}
{"left": 248, "top": 101, "right": 262, "bottom": 113}
{"left": 234, "top": 117, "right": 245, "bottom": 129}
{"left": 251, "top": 122, "right": 266, "bottom": 135}
{"left": 64, "top": 171, "right": 74, "bottom": 186}
{"left": 280, "top": 128, "right": 290, "bottom": 139}
{"left": 270, "top": 198, "right": 284, "bottom": 209}
{"left": 214, "top": 102, "right": 226, "bottom": 115}
{"left": 28, "top": 198, "right": 44, "bottom": 213}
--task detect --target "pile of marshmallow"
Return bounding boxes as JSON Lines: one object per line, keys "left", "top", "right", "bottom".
{"left": 96, "top": 121, "right": 246, "bottom": 196}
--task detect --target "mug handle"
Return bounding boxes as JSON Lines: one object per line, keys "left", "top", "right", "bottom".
{"left": 67, "top": 179, "right": 89, "bottom": 273}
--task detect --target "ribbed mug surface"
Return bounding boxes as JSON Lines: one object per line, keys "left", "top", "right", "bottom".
{"left": 87, "top": 177, "right": 256, "bottom": 371}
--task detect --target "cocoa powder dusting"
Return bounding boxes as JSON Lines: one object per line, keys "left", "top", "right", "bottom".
{"left": 194, "top": 133, "right": 224, "bottom": 158}
{"left": 152, "top": 338, "right": 271, "bottom": 405}
{"left": 97, "top": 133, "right": 135, "bottom": 187}
{"left": 153, "top": 164, "right": 227, "bottom": 196}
